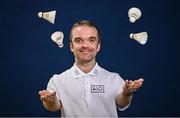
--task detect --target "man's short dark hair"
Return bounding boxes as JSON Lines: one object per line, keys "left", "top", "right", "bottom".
{"left": 70, "top": 20, "right": 100, "bottom": 43}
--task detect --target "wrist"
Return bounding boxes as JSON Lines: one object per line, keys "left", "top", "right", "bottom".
{"left": 122, "top": 91, "right": 133, "bottom": 97}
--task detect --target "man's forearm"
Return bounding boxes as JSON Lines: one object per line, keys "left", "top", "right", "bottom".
{"left": 116, "top": 91, "right": 133, "bottom": 109}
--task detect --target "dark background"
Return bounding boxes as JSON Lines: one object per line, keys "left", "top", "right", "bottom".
{"left": 1, "top": 0, "right": 180, "bottom": 117}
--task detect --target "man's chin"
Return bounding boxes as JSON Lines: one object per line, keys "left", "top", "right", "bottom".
{"left": 79, "top": 58, "right": 94, "bottom": 63}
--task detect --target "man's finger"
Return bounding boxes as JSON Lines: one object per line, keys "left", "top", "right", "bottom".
{"left": 138, "top": 78, "right": 144, "bottom": 83}
{"left": 39, "top": 90, "right": 49, "bottom": 96}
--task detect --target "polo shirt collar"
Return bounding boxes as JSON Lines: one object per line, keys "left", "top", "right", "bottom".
{"left": 72, "top": 62, "right": 100, "bottom": 78}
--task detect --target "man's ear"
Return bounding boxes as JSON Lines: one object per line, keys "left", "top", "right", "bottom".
{"left": 70, "top": 41, "right": 73, "bottom": 52}
{"left": 97, "top": 43, "right": 101, "bottom": 52}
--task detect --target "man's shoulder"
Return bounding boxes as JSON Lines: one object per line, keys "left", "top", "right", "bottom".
{"left": 99, "top": 66, "right": 120, "bottom": 77}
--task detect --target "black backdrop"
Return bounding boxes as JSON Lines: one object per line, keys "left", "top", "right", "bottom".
{"left": 1, "top": 0, "right": 180, "bottom": 117}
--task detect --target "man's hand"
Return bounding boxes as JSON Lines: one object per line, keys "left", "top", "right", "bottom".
{"left": 39, "top": 90, "right": 61, "bottom": 111}
{"left": 116, "top": 78, "right": 144, "bottom": 109}
{"left": 122, "top": 78, "right": 144, "bottom": 96}
{"left": 39, "top": 90, "right": 57, "bottom": 103}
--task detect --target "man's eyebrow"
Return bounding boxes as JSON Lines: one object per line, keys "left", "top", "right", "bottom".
{"left": 89, "top": 36, "right": 97, "bottom": 39}
{"left": 74, "top": 37, "right": 81, "bottom": 40}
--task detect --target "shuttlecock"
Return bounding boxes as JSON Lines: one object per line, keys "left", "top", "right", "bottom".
{"left": 128, "top": 7, "right": 142, "bottom": 23}
{"left": 130, "top": 32, "right": 148, "bottom": 45}
{"left": 51, "top": 31, "right": 64, "bottom": 48}
{"left": 38, "top": 10, "right": 56, "bottom": 24}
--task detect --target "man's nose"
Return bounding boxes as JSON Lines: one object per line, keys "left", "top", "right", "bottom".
{"left": 82, "top": 40, "right": 89, "bottom": 47}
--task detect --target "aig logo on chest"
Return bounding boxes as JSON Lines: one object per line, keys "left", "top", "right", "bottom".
{"left": 91, "top": 85, "right": 104, "bottom": 93}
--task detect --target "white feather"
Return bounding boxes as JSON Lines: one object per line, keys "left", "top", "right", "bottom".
{"left": 130, "top": 32, "right": 148, "bottom": 45}
{"left": 128, "top": 7, "right": 142, "bottom": 23}
{"left": 38, "top": 10, "right": 56, "bottom": 24}
{"left": 51, "top": 31, "right": 64, "bottom": 48}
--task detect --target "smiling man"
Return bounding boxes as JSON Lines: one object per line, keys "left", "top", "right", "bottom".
{"left": 39, "top": 20, "right": 144, "bottom": 117}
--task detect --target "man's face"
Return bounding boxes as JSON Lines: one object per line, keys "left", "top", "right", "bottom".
{"left": 70, "top": 25, "right": 100, "bottom": 64}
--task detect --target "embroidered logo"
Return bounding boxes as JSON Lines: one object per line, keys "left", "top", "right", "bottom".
{"left": 91, "top": 85, "right": 104, "bottom": 93}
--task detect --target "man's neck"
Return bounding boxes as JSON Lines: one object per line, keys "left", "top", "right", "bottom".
{"left": 75, "top": 60, "right": 96, "bottom": 74}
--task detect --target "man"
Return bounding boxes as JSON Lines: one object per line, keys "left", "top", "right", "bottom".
{"left": 39, "top": 20, "right": 144, "bottom": 117}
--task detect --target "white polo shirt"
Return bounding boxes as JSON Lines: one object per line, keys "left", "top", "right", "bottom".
{"left": 47, "top": 63, "right": 128, "bottom": 117}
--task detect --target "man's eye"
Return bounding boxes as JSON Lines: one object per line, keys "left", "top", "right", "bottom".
{"left": 75, "top": 40, "right": 79, "bottom": 42}
{"left": 89, "top": 38, "right": 97, "bottom": 43}
{"left": 90, "top": 39, "right": 95, "bottom": 42}
{"left": 74, "top": 39, "right": 81, "bottom": 43}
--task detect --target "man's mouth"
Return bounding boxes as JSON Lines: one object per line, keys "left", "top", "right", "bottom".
{"left": 80, "top": 49, "right": 91, "bottom": 53}
{"left": 81, "top": 51, "right": 91, "bottom": 53}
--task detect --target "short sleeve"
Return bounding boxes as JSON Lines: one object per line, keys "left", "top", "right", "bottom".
{"left": 47, "top": 75, "right": 61, "bottom": 100}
